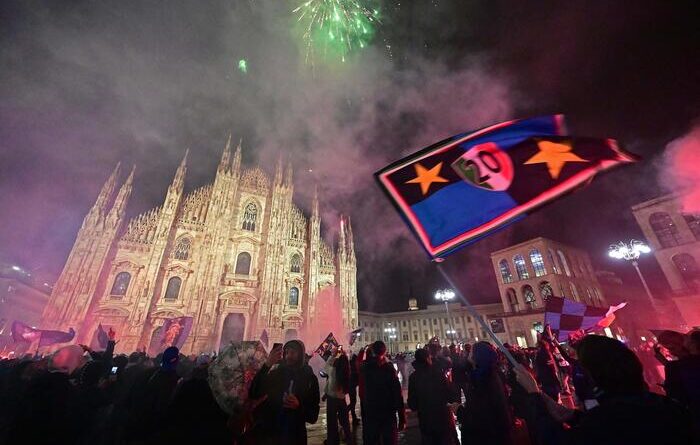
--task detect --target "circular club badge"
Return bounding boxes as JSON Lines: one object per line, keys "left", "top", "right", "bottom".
{"left": 451, "top": 142, "right": 514, "bottom": 191}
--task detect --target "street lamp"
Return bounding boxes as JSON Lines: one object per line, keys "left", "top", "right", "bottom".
{"left": 435, "top": 289, "right": 456, "bottom": 343}
{"left": 608, "top": 240, "right": 656, "bottom": 307}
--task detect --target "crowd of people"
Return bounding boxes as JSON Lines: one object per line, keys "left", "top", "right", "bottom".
{"left": 1, "top": 327, "right": 699, "bottom": 445}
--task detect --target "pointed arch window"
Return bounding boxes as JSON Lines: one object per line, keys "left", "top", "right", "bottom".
{"left": 235, "top": 252, "right": 251, "bottom": 275}
{"left": 242, "top": 203, "right": 258, "bottom": 231}
{"left": 499, "top": 259, "right": 513, "bottom": 284}
{"left": 649, "top": 212, "right": 681, "bottom": 248}
{"left": 513, "top": 255, "right": 530, "bottom": 280}
{"left": 289, "top": 287, "right": 299, "bottom": 307}
{"left": 539, "top": 281, "right": 553, "bottom": 301}
{"left": 110, "top": 272, "right": 131, "bottom": 297}
{"left": 548, "top": 249, "right": 560, "bottom": 274}
{"left": 529, "top": 249, "right": 547, "bottom": 277}
{"left": 164, "top": 277, "right": 182, "bottom": 300}
{"left": 290, "top": 254, "right": 302, "bottom": 273}
{"left": 523, "top": 285, "right": 536, "bottom": 308}
{"left": 557, "top": 250, "right": 572, "bottom": 277}
{"left": 173, "top": 237, "right": 191, "bottom": 260}
{"left": 506, "top": 288, "right": 519, "bottom": 312}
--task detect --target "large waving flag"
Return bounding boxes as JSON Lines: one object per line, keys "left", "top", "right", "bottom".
{"left": 11, "top": 321, "right": 75, "bottom": 346}
{"left": 375, "top": 115, "right": 637, "bottom": 259}
{"left": 150, "top": 316, "right": 194, "bottom": 354}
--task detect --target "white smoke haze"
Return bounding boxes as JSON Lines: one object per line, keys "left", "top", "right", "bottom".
{"left": 0, "top": 1, "right": 514, "bottom": 308}
{"left": 660, "top": 124, "right": 700, "bottom": 213}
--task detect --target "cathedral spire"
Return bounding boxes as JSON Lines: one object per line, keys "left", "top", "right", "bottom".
{"left": 94, "top": 162, "right": 121, "bottom": 211}
{"left": 107, "top": 165, "right": 135, "bottom": 225}
{"left": 338, "top": 215, "right": 347, "bottom": 257}
{"left": 231, "top": 138, "right": 242, "bottom": 175}
{"left": 312, "top": 186, "right": 319, "bottom": 220}
{"left": 274, "top": 155, "right": 283, "bottom": 185}
{"left": 170, "top": 149, "right": 188, "bottom": 193}
{"left": 218, "top": 133, "right": 232, "bottom": 173}
{"left": 285, "top": 161, "right": 293, "bottom": 187}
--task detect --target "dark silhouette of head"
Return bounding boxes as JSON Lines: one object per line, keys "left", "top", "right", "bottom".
{"left": 576, "top": 335, "right": 646, "bottom": 396}
{"left": 414, "top": 348, "right": 432, "bottom": 366}
{"left": 162, "top": 346, "right": 180, "bottom": 371}
{"left": 371, "top": 341, "right": 386, "bottom": 360}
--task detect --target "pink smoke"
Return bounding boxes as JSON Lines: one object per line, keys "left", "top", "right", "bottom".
{"left": 661, "top": 125, "right": 700, "bottom": 212}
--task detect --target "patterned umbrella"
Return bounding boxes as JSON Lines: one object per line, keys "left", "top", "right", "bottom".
{"left": 208, "top": 340, "right": 268, "bottom": 414}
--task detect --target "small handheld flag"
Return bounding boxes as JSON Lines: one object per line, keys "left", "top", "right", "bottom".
{"left": 375, "top": 115, "right": 637, "bottom": 259}
{"left": 544, "top": 296, "right": 626, "bottom": 342}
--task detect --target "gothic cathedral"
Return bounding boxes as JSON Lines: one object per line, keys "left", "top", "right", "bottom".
{"left": 41, "top": 136, "right": 358, "bottom": 353}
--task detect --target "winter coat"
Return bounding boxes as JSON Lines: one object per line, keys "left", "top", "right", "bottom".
{"left": 361, "top": 358, "right": 405, "bottom": 424}
{"left": 248, "top": 362, "right": 320, "bottom": 445}
{"left": 407, "top": 361, "right": 457, "bottom": 436}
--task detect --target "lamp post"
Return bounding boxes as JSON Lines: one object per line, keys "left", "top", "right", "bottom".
{"left": 608, "top": 240, "right": 656, "bottom": 308}
{"left": 435, "top": 289, "right": 456, "bottom": 343}
{"left": 383, "top": 324, "right": 397, "bottom": 354}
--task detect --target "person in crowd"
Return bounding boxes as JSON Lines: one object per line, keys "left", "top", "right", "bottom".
{"left": 408, "top": 348, "right": 458, "bottom": 445}
{"left": 451, "top": 343, "right": 472, "bottom": 402}
{"left": 323, "top": 347, "right": 354, "bottom": 445}
{"left": 535, "top": 337, "right": 562, "bottom": 402}
{"left": 457, "top": 341, "right": 514, "bottom": 445}
{"left": 248, "top": 340, "right": 320, "bottom": 445}
{"left": 665, "top": 329, "right": 700, "bottom": 436}
{"left": 515, "top": 334, "right": 695, "bottom": 445}
{"left": 348, "top": 351, "right": 361, "bottom": 424}
{"left": 361, "top": 340, "right": 406, "bottom": 445}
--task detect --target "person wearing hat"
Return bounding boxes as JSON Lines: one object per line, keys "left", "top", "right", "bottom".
{"left": 248, "top": 339, "right": 320, "bottom": 445}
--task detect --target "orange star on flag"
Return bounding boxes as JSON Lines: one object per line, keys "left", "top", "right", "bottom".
{"left": 406, "top": 162, "right": 449, "bottom": 195}
{"left": 524, "top": 140, "right": 588, "bottom": 179}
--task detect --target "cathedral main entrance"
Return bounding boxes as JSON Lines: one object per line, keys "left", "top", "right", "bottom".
{"left": 219, "top": 313, "right": 245, "bottom": 349}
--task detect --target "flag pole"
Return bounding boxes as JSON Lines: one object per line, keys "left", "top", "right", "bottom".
{"left": 436, "top": 263, "right": 518, "bottom": 368}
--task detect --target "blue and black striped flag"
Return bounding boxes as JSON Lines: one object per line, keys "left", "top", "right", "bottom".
{"left": 375, "top": 115, "right": 637, "bottom": 260}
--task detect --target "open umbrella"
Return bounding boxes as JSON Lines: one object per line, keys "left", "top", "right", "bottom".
{"left": 208, "top": 340, "right": 267, "bottom": 414}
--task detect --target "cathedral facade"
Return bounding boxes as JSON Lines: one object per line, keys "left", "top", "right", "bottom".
{"left": 41, "top": 137, "right": 358, "bottom": 354}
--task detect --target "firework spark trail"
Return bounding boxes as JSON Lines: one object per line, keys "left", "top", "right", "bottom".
{"left": 293, "top": 0, "right": 379, "bottom": 66}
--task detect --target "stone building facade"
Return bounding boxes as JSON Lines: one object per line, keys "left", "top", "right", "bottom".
{"left": 357, "top": 302, "right": 504, "bottom": 354}
{"left": 631, "top": 195, "right": 700, "bottom": 327}
{"left": 41, "top": 137, "right": 358, "bottom": 353}
{"left": 490, "top": 237, "right": 608, "bottom": 347}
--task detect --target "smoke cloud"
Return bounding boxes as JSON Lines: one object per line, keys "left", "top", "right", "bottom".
{"left": 0, "top": 1, "right": 512, "bottom": 310}
{"left": 659, "top": 124, "right": 700, "bottom": 213}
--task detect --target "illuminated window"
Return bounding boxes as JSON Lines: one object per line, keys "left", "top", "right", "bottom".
{"left": 513, "top": 255, "right": 529, "bottom": 280}
{"left": 529, "top": 249, "right": 547, "bottom": 277}
{"left": 499, "top": 259, "right": 513, "bottom": 284}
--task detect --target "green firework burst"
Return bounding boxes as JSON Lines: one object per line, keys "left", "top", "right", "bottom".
{"left": 293, "top": 0, "right": 379, "bottom": 65}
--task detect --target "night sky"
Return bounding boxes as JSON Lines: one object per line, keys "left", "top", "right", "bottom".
{"left": 1, "top": 1, "right": 698, "bottom": 312}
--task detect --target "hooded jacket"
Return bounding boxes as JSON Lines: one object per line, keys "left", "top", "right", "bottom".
{"left": 248, "top": 340, "right": 320, "bottom": 445}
